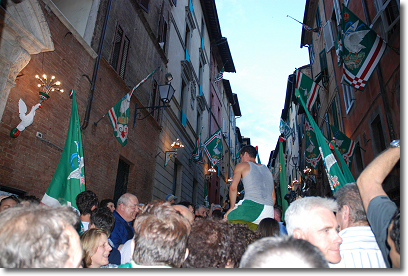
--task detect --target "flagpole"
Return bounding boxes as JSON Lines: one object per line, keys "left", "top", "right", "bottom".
{"left": 93, "top": 66, "right": 160, "bottom": 126}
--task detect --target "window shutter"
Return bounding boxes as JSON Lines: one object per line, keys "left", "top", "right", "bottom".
{"left": 323, "top": 20, "right": 335, "bottom": 52}
{"left": 333, "top": 0, "right": 341, "bottom": 26}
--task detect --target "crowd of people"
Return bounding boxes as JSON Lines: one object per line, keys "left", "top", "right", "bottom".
{"left": 0, "top": 145, "right": 400, "bottom": 268}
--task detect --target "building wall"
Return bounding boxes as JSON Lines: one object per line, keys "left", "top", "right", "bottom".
{"left": 0, "top": 0, "right": 164, "bottom": 204}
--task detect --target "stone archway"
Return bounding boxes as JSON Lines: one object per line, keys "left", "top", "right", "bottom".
{"left": 0, "top": 0, "right": 54, "bottom": 121}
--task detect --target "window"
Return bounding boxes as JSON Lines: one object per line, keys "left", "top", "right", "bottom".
{"left": 309, "top": 42, "right": 315, "bottom": 64}
{"left": 185, "top": 25, "right": 191, "bottom": 61}
{"left": 315, "top": 6, "right": 322, "bottom": 29}
{"left": 319, "top": 50, "right": 329, "bottom": 87}
{"left": 151, "top": 80, "right": 161, "bottom": 122}
{"left": 373, "top": 0, "right": 400, "bottom": 41}
{"left": 110, "top": 24, "right": 130, "bottom": 79}
{"left": 139, "top": 0, "right": 150, "bottom": 12}
{"left": 331, "top": 98, "right": 339, "bottom": 129}
{"left": 370, "top": 115, "right": 387, "bottom": 155}
{"left": 158, "top": 5, "right": 168, "bottom": 53}
{"left": 354, "top": 142, "right": 364, "bottom": 178}
{"left": 342, "top": 82, "right": 355, "bottom": 114}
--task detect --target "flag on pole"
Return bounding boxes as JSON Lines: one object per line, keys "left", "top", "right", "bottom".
{"left": 278, "top": 136, "right": 288, "bottom": 220}
{"left": 330, "top": 125, "right": 356, "bottom": 169}
{"left": 108, "top": 93, "right": 130, "bottom": 146}
{"left": 295, "top": 69, "right": 321, "bottom": 111}
{"left": 203, "top": 128, "right": 223, "bottom": 166}
{"left": 287, "top": 15, "right": 321, "bottom": 33}
{"left": 214, "top": 65, "right": 225, "bottom": 83}
{"left": 330, "top": 141, "right": 356, "bottom": 184}
{"left": 164, "top": 151, "right": 177, "bottom": 166}
{"left": 41, "top": 89, "right": 85, "bottom": 214}
{"left": 341, "top": 4, "right": 386, "bottom": 90}
{"left": 106, "top": 66, "right": 160, "bottom": 146}
{"left": 305, "top": 120, "right": 322, "bottom": 168}
{"left": 279, "top": 118, "right": 294, "bottom": 140}
{"left": 295, "top": 88, "right": 349, "bottom": 193}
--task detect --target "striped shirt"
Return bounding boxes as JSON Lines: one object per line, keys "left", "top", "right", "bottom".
{"left": 329, "top": 226, "right": 387, "bottom": 268}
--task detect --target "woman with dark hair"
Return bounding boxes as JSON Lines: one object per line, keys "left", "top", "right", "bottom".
{"left": 99, "top": 199, "right": 115, "bottom": 212}
{"left": 256, "top": 218, "right": 280, "bottom": 237}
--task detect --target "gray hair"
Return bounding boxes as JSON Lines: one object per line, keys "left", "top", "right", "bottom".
{"left": 285, "top": 196, "right": 338, "bottom": 235}
{"left": 117, "top": 193, "right": 137, "bottom": 207}
{"left": 239, "top": 236, "right": 329, "bottom": 268}
{"left": 0, "top": 205, "right": 79, "bottom": 268}
{"left": 132, "top": 200, "right": 191, "bottom": 267}
{"left": 333, "top": 183, "right": 367, "bottom": 223}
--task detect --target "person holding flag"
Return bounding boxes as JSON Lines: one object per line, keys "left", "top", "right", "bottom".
{"left": 224, "top": 145, "right": 276, "bottom": 230}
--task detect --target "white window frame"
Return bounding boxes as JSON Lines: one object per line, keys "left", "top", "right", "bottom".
{"left": 333, "top": 0, "right": 341, "bottom": 26}
{"left": 323, "top": 20, "right": 335, "bottom": 52}
{"left": 371, "top": 0, "right": 400, "bottom": 41}
{"left": 342, "top": 81, "right": 355, "bottom": 114}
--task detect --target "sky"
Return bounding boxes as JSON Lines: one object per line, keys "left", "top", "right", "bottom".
{"left": 214, "top": 0, "right": 311, "bottom": 164}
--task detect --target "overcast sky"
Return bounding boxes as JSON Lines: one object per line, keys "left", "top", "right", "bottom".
{"left": 215, "top": 0, "right": 311, "bottom": 164}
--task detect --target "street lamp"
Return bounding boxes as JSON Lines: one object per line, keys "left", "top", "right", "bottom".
{"left": 135, "top": 81, "right": 176, "bottom": 120}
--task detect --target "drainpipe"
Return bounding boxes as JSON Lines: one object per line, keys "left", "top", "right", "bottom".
{"left": 81, "top": 0, "right": 112, "bottom": 130}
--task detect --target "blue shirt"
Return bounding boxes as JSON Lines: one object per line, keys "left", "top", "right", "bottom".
{"left": 278, "top": 221, "right": 288, "bottom": 235}
{"left": 109, "top": 211, "right": 134, "bottom": 248}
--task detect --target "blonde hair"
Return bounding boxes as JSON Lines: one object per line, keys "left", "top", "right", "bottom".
{"left": 80, "top": 228, "right": 108, "bottom": 268}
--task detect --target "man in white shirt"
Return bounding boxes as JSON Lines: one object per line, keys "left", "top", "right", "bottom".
{"left": 330, "top": 183, "right": 386, "bottom": 268}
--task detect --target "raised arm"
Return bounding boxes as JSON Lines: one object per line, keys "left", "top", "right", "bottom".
{"left": 356, "top": 146, "right": 400, "bottom": 212}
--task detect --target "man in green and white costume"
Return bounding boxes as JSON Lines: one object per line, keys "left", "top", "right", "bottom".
{"left": 224, "top": 145, "right": 276, "bottom": 230}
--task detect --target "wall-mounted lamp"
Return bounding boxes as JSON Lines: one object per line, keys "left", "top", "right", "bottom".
{"left": 227, "top": 178, "right": 233, "bottom": 183}
{"left": 35, "top": 74, "right": 64, "bottom": 102}
{"left": 135, "top": 79, "right": 175, "bottom": 120}
{"left": 303, "top": 166, "right": 311, "bottom": 174}
{"left": 171, "top": 138, "right": 184, "bottom": 148}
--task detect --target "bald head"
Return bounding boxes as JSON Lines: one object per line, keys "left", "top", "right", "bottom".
{"left": 173, "top": 205, "right": 194, "bottom": 224}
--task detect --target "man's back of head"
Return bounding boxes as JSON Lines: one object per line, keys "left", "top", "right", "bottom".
{"left": 333, "top": 183, "right": 368, "bottom": 229}
{"left": 0, "top": 205, "right": 82, "bottom": 268}
{"left": 132, "top": 200, "right": 191, "bottom": 267}
{"left": 182, "top": 219, "right": 258, "bottom": 268}
{"left": 239, "top": 236, "right": 329, "bottom": 268}
{"left": 239, "top": 145, "right": 257, "bottom": 158}
{"left": 90, "top": 207, "right": 115, "bottom": 235}
{"left": 76, "top": 190, "right": 99, "bottom": 215}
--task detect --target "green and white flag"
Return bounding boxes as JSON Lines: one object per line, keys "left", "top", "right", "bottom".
{"left": 330, "top": 140, "right": 356, "bottom": 184}
{"left": 305, "top": 120, "right": 321, "bottom": 168}
{"left": 341, "top": 4, "right": 386, "bottom": 90}
{"left": 105, "top": 66, "right": 160, "bottom": 146}
{"left": 108, "top": 93, "right": 130, "bottom": 146}
{"left": 279, "top": 118, "right": 294, "bottom": 140}
{"left": 41, "top": 89, "right": 85, "bottom": 214}
{"left": 164, "top": 151, "right": 177, "bottom": 167}
{"left": 296, "top": 89, "right": 348, "bottom": 193}
{"left": 279, "top": 137, "right": 288, "bottom": 220}
{"left": 203, "top": 128, "right": 223, "bottom": 166}
{"left": 331, "top": 124, "right": 357, "bottom": 169}
{"left": 295, "top": 69, "right": 321, "bottom": 111}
